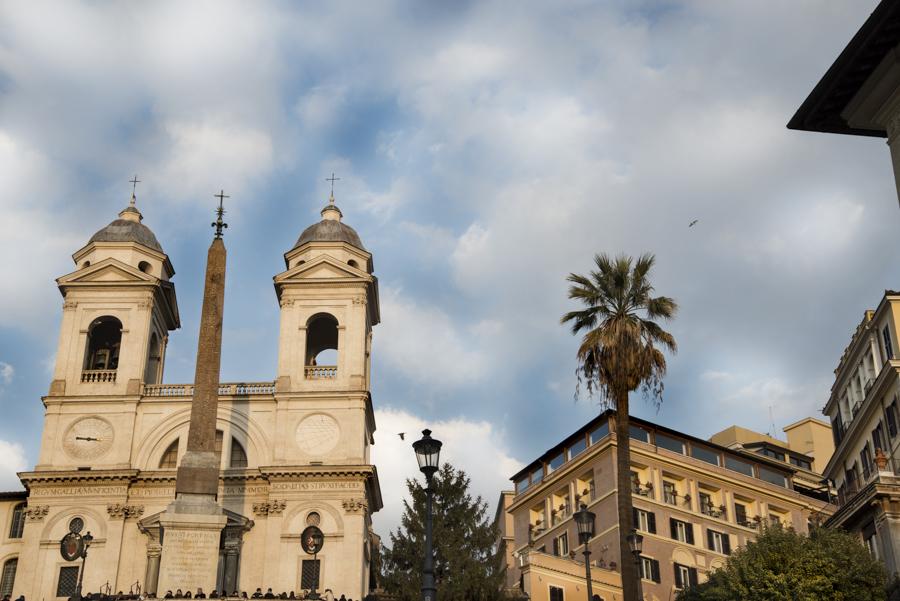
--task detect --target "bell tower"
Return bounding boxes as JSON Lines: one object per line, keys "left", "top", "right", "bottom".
{"left": 274, "top": 192, "right": 380, "bottom": 395}
{"left": 48, "top": 192, "right": 180, "bottom": 398}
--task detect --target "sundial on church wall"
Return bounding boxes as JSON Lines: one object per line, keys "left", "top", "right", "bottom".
{"left": 63, "top": 416, "right": 114, "bottom": 460}
{"left": 296, "top": 414, "right": 340, "bottom": 455}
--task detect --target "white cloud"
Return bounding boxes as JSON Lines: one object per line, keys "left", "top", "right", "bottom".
{"left": 701, "top": 370, "right": 731, "bottom": 382}
{"left": 371, "top": 407, "right": 522, "bottom": 540}
{"left": 0, "top": 363, "right": 14, "bottom": 386}
{"left": 376, "top": 287, "right": 491, "bottom": 387}
{"left": 0, "top": 440, "right": 27, "bottom": 491}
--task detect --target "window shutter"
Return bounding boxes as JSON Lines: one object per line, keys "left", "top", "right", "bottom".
{"left": 670, "top": 518, "right": 678, "bottom": 540}
{"left": 689, "top": 567, "right": 698, "bottom": 587}
{"left": 648, "top": 512, "right": 657, "bottom": 534}
{"left": 633, "top": 508, "right": 638, "bottom": 529}
{"left": 707, "top": 529, "right": 714, "bottom": 550}
{"left": 651, "top": 559, "right": 661, "bottom": 583}
{"left": 673, "top": 564, "right": 683, "bottom": 588}
{"left": 553, "top": 537, "right": 559, "bottom": 556}
{"left": 686, "top": 523, "right": 694, "bottom": 545}
{"left": 723, "top": 533, "right": 731, "bottom": 555}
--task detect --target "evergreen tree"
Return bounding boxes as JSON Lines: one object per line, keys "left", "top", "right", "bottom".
{"left": 381, "top": 463, "right": 506, "bottom": 601}
{"left": 676, "top": 525, "right": 887, "bottom": 601}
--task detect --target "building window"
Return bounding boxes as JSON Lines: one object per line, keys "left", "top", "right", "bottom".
{"left": 864, "top": 523, "right": 879, "bottom": 559}
{"left": 759, "top": 447, "right": 785, "bottom": 461}
{"left": 301, "top": 560, "right": 320, "bottom": 590}
{"left": 690, "top": 445, "right": 720, "bottom": 466}
{"left": 230, "top": 438, "right": 248, "bottom": 468}
{"left": 589, "top": 421, "right": 609, "bottom": 444}
{"left": 873, "top": 423, "right": 886, "bottom": 454}
{"left": 629, "top": 425, "right": 650, "bottom": 443}
{"left": 725, "top": 455, "right": 755, "bottom": 476}
{"left": 515, "top": 479, "right": 529, "bottom": 494}
{"left": 56, "top": 566, "right": 80, "bottom": 598}
{"left": 549, "top": 586, "right": 564, "bottom": 601}
{"left": 698, "top": 491, "right": 721, "bottom": 516}
{"left": 707, "top": 529, "right": 731, "bottom": 554}
{"left": 639, "top": 557, "right": 660, "bottom": 582}
{"left": 8, "top": 503, "right": 25, "bottom": 539}
{"left": 532, "top": 466, "right": 544, "bottom": 485}
{"left": 884, "top": 326, "right": 894, "bottom": 361}
{"left": 673, "top": 563, "right": 698, "bottom": 589}
{"left": 861, "top": 445, "right": 874, "bottom": 479}
{"left": 553, "top": 532, "right": 569, "bottom": 557}
{"left": 670, "top": 518, "right": 694, "bottom": 544}
{"left": 548, "top": 452, "right": 565, "bottom": 473}
{"left": 0, "top": 558, "right": 16, "bottom": 598}
{"left": 789, "top": 456, "right": 812, "bottom": 470}
{"left": 633, "top": 508, "right": 656, "bottom": 534}
{"left": 568, "top": 438, "right": 587, "bottom": 459}
{"left": 655, "top": 433, "right": 684, "bottom": 454}
{"left": 159, "top": 440, "right": 179, "bottom": 469}
{"left": 305, "top": 313, "right": 339, "bottom": 368}
{"left": 888, "top": 401, "right": 899, "bottom": 438}
{"left": 735, "top": 503, "right": 751, "bottom": 527}
{"left": 663, "top": 481, "right": 677, "bottom": 505}
{"left": 757, "top": 466, "right": 788, "bottom": 487}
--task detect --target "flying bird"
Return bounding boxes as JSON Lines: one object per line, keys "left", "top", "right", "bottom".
{"left": 398, "top": 433, "right": 406, "bottom": 440}
{"left": 689, "top": 219, "right": 699, "bottom": 228}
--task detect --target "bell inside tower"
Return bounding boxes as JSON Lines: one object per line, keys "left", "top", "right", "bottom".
{"left": 84, "top": 316, "right": 122, "bottom": 371}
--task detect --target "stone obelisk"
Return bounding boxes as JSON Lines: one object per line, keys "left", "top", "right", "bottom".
{"left": 158, "top": 192, "right": 231, "bottom": 593}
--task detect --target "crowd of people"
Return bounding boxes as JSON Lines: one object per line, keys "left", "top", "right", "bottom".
{"left": 5, "top": 587, "right": 373, "bottom": 601}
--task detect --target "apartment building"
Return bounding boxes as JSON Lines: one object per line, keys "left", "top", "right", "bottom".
{"left": 822, "top": 292, "right": 900, "bottom": 575}
{"left": 497, "top": 411, "right": 833, "bottom": 601}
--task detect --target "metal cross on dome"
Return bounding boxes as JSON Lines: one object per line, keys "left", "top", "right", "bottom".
{"left": 129, "top": 175, "right": 141, "bottom": 205}
{"left": 326, "top": 172, "right": 340, "bottom": 202}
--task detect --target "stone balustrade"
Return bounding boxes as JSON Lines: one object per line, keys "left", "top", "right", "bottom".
{"left": 142, "top": 382, "right": 276, "bottom": 397}
{"left": 82, "top": 369, "right": 117, "bottom": 383}
{"left": 304, "top": 365, "right": 337, "bottom": 379}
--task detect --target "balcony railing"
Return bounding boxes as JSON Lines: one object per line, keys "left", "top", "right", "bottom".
{"left": 632, "top": 483, "right": 654, "bottom": 499}
{"left": 700, "top": 504, "right": 725, "bottom": 519}
{"left": 305, "top": 365, "right": 337, "bottom": 380}
{"left": 142, "top": 382, "right": 276, "bottom": 397}
{"left": 81, "top": 370, "right": 116, "bottom": 383}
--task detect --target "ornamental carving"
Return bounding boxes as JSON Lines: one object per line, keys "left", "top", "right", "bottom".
{"left": 25, "top": 505, "right": 49, "bottom": 522}
{"left": 136, "top": 300, "right": 152, "bottom": 310}
{"left": 342, "top": 498, "right": 367, "bottom": 514}
{"left": 352, "top": 296, "right": 367, "bottom": 305}
{"left": 252, "top": 500, "right": 287, "bottom": 516}
{"left": 107, "top": 503, "right": 144, "bottom": 519}
{"left": 279, "top": 298, "right": 295, "bottom": 308}
{"left": 63, "top": 300, "right": 78, "bottom": 311}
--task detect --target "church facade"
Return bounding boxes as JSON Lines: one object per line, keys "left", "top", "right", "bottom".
{"left": 0, "top": 193, "right": 383, "bottom": 600}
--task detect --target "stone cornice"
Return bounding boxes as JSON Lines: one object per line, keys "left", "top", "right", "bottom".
{"left": 20, "top": 469, "right": 140, "bottom": 487}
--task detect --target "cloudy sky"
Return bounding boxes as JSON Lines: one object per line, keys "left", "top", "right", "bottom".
{"left": 1, "top": 0, "right": 897, "bottom": 538}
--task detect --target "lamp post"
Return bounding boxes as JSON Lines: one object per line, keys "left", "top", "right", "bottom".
{"left": 74, "top": 531, "right": 94, "bottom": 601}
{"left": 573, "top": 504, "right": 596, "bottom": 601}
{"left": 626, "top": 529, "right": 644, "bottom": 601}
{"left": 413, "top": 429, "right": 442, "bottom": 601}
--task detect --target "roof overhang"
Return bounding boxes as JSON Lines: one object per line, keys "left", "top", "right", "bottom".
{"left": 788, "top": 0, "right": 900, "bottom": 137}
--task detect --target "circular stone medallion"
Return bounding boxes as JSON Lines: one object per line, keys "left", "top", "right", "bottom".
{"left": 296, "top": 414, "right": 340, "bottom": 456}
{"left": 63, "top": 417, "right": 114, "bottom": 460}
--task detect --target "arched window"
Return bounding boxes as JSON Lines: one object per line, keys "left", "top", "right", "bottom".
{"left": 230, "top": 438, "right": 248, "bottom": 468}
{"left": 84, "top": 316, "right": 122, "bottom": 371}
{"left": 159, "top": 440, "right": 179, "bottom": 469}
{"left": 305, "top": 314, "right": 338, "bottom": 367}
{"left": 138, "top": 261, "right": 152, "bottom": 274}
{"left": 348, "top": 259, "right": 359, "bottom": 269}
{"left": 8, "top": 503, "right": 24, "bottom": 538}
{"left": 0, "top": 558, "right": 16, "bottom": 598}
{"left": 144, "top": 333, "right": 162, "bottom": 384}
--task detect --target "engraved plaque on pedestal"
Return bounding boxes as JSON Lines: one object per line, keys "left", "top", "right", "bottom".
{"left": 157, "top": 511, "right": 227, "bottom": 593}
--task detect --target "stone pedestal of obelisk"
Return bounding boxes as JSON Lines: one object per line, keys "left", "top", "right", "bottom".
{"left": 158, "top": 202, "right": 230, "bottom": 593}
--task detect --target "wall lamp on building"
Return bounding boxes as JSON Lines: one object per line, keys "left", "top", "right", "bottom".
{"left": 413, "top": 429, "right": 442, "bottom": 601}
{"left": 574, "top": 504, "right": 596, "bottom": 601}
{"left": 626, "top": 529, "right": 644, "bottom": 601}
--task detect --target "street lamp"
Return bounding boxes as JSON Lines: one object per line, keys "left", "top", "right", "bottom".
{"left": 413, "top": 429, "right": 442, "bottom": 601}
{"left": 74, "top": 531, "right": 94, "bottom": 601}
{"left": 626, "top": 529, "right": 644, "bottom": 601}
{"left": 573, "top": 504, "right": 596, "bottom": 601}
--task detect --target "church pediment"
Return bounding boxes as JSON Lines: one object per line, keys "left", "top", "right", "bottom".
{"left": 275, "top": 255, "right": 368, "bottom": 284}
{"left": 58, "top": 257, "right": 156, "bottom": 285}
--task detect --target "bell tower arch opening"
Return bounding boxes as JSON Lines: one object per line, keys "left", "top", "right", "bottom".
{"left": 84, "top": 316, "right": 122, "bottom": 371}
{"left": 306, "top": 313, "right": 339, "bottom": 369}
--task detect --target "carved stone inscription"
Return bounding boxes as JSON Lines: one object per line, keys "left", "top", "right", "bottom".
{"left": 158, "top": 528, "right": 222, "bottom": 591}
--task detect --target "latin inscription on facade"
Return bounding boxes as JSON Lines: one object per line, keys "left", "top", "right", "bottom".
{"left": 159, "top": 529, "right": 221, "bottom": 590}
{"left": 271, "top": 481, "right": 362, "bottom": 492}
{"left": 31, "top": 486, "right": 128, "bottom": 497}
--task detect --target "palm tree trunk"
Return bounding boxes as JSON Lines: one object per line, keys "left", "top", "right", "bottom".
{"left": 615, "top": 390, "right": 639, "bottom": 601}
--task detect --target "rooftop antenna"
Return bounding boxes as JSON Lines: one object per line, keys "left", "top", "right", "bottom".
{"left": 768, "top": 405, "right": 777, "bottom": 439}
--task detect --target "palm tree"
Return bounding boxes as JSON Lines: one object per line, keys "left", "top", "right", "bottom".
{"left": 561, "top": 253, "right": 677, "bottom": 601}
